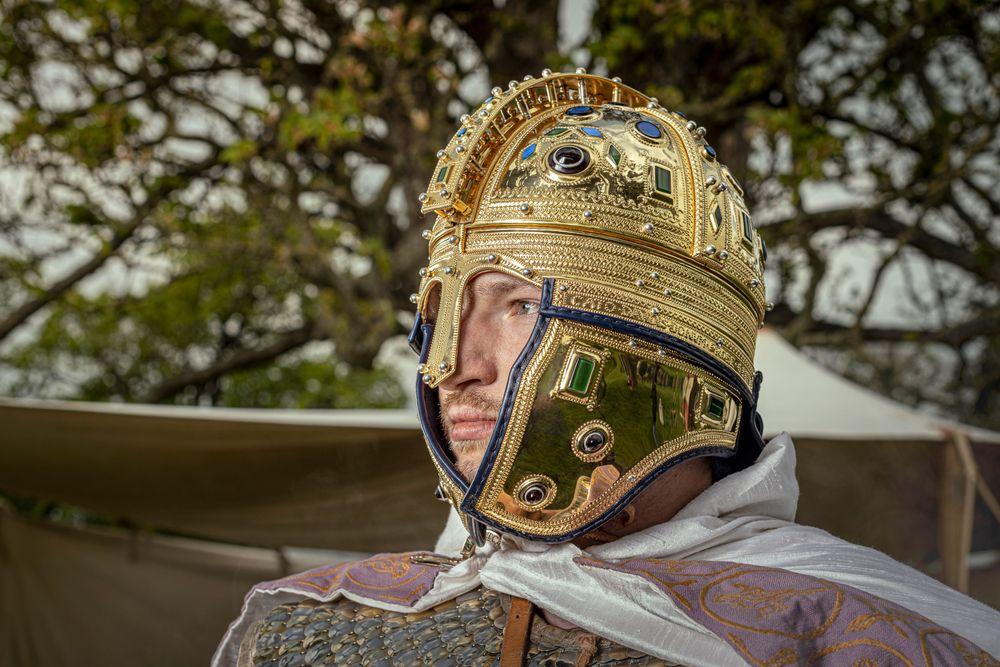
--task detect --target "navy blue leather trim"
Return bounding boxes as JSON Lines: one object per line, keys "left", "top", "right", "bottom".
{"left": 407, "top": 312, "right": 424, "bottom": 354}
{"left": 413, "top": 315, "right": 468, "bottom": 492}
{"left": 460, "top": 278, "right": 556, "bottom": 514}
{"left": 540, "top": 302, "right": 752, "bottom": 404}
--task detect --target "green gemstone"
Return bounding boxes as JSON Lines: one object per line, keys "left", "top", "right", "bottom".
{"left": 608, "top": 144, "right": 621, "bottom": 166}
{"left": 569, "top": 356, "right": 596, "bottom": 394}
{"left": 546, "top": 127, "right": 569, "bottom": 137}
{"left": 707, "top": 394, "right": 726, "bottom": 421}
{"left": 436, "top": 166, "right": 449, "bottom": 183}
{"left": 742, "top": 211, "right": 753, "bottom": 241}
{"left": 654, "top": 166, "right": 672, "bottom": 194}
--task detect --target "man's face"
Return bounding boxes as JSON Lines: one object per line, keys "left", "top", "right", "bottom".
{"left": 437, "top": 271, "right": 542, "bottom": 482}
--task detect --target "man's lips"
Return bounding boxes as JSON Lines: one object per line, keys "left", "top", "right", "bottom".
{"left": 447, "top": 409, "right": 497, "bottom": 441}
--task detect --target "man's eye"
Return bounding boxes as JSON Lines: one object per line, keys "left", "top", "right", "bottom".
{"left": 513, "top": 300, "right": 540, "bottom": 316}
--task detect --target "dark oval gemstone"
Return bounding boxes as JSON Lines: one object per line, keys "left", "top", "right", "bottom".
{"left": 566, "top": 105, "right": 593, "bottom": 116}
{"left": 672, "top": 110, "right": 688, "bottom": 119}
{"left": 580, "top": 429, "right": 606, "bottom": 453}
{"left": 521, "top": 483, "right": 547, "bottom": 505}
{"left": 548, "top": 145, "right": 590, "bottom": 175}
{"left": 636, "top": 120, "right": 662, "bottom": 138}
{"left": 704, "top": 144, "right": 717, "bottom": 159}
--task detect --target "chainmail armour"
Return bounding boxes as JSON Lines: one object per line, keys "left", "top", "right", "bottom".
{"left": 241, "top": 586, "right": 675, "bottom": 666}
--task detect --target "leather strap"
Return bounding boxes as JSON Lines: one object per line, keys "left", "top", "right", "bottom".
{"left": 500, "top": 596, "right": 535, "bottom": 667}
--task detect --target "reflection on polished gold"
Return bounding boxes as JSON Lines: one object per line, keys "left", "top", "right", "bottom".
{"left": 475, "top": 319, "right": 740, "bottom": 537}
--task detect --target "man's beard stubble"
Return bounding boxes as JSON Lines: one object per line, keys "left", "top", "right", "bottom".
{"left": 439, "top": 390, "right": 501, "bottom": 482}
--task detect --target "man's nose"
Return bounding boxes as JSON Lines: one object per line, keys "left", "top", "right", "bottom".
{"left": 439, "top": 312, "right": 499, "bottom": 390}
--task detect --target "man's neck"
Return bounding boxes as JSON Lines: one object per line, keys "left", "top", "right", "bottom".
{"left": 572, "top": 457, "right": 714, "bottom": 549}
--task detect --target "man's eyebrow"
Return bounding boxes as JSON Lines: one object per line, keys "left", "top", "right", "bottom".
{"left": 472, "top": 277, "right": 541, "bottom": 298}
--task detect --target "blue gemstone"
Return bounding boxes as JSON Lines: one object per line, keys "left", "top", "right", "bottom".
{"left": 456, "top": 127, "right": 467, "bottom": 137}
{"left": 672, "top": 110, "right": 687, "bottom": 119}
{"left": 760, "top": 238, "right": 768, "bottom": 263}
{"left": 567, "top": 105, "right": 593, "bottom": 116}
{"left": 521, "top": 143, "right": 537, "bottom": 160}
{"left": 483, "top": 96, "right": 494, "bottom": 104}
{"left": 705, "top": 145, "right": 717, "bottom": 159}
{"left": 636, "top": 120, "right": 662, "bottom": 138}
{"left": 581, "top": 127, "right": 603, "bottom": 138}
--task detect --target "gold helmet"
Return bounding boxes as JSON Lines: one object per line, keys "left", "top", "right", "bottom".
{"left": 408, "top": 70, "right": 768, "bottom": 545}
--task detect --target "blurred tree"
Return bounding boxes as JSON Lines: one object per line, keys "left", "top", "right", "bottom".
{"left": 0, "top": 0, "right": 995, "bottom": 427}
{"left": 0, "top": 0, "right": 559, "bottom": 407}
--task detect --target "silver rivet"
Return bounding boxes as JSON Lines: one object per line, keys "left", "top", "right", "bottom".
{"left": 422, "top": 373, "right": 432, "bottom": 384}
{"left": 650, "top": 271, "right": 660, "bottom": 279}
{"left": 508, "top": 80, "right": 518, "bottom": 89}
{"left": 583, "top": 210, "right": 593, "bottom": 219}
{"left": 521, "top": 268, "right": 532, "bottom": 277}
{"left": 479, "top": 109, "right": 488, "bottom": 117}
{"left": 523, "top": 74, "right": 532, "bottom": 81}
{"left": 485, "top": 254, "right": 498, "bottom": 263}
{"left": 657, "top": 348, "right": 666, "bottom": 357}
{"left": 705, "top": 176, "right": 717, "bottom": 187}
{"left": 558, "top": 284, "right": 569, "bottom": 292}
{"left": 456, "top": 145, "right": 465, "bottom": 153}
{"left": 439, "top": 189, "right": 448, "bottom": 197}
{"left": 575, "top": 67, "right": 587, "bottom": 74}
{"left": 611, "top": 76, "right": 622, "bottom": 83}
{"left": 750, "top": 279, "right": 760, "bottom": 288}
{"left": 541, "top": 68, "right": 552, "bottom": 77}
{"left": 418, "top": 268, "right": 427, "bottom": 277}
{"left": 409, "top": 293, "right": 418, "bottom": 304}
{"left": 417, "top": 193, "right": 427, "bottom": 204}
{"left": 712, "top": 183, "right": 728, "bottom": 194}
{"left": 448, "top": 236, "right": 458, "bottom": 244}
{"left": 716, "top": 338, "right": 724, "bottom": 347}
{"left": 651, "top": 307, "right": 660, "bottom": 315}
{"left": 436, "top": 149, "right": 445, "bottom": 158}
{"left": 766, "top": 301, "right": 775, "bottom": 312}
{"left": 686, "top": 120, "right": 697, "bottom": 132}
{"left": 492, "top": 86, "right": 503, "bottom": 97}
{"left": 628, "top": 339, "right": 637, "bottom": 348}
{"left": 646, "top": 101, "right": 657, "bottom": 109}
{"left": 421, "top": 230, "right": 431, "bottom": 240}
{"left": 520, "top": 203, "right": 531, "bottom": 213}
{"left": 628, "top": 474, "right": 637, "bottom": 482}
{"left": 438, "top": 362, "right": 449, "bottom": 371}
{"left": 460, "top": 114, "right": 470, "bottom": 123}
{"left": 718, "top": 250, "right": 729, "bottom": 260}
{"left": 663, "top": 288, "right": 672, "bottom": 297}
{"left": 642, "top": 223, "right": 655, "bottom": 233}
{"left": 635, "top": 279, "right": 645, "bottom": 287}
{"left": 695, "top": 126, "right": 706, "bottom": 138}
{"left": 443, "top": 266, "right": 454, "bottom": 275}
{"left": 704, "top": 245, "right": 717, "bottom": 255}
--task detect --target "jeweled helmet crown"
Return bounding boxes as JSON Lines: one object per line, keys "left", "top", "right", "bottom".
{"left": 408, "top": 70, "right": 768, "bottom": 545}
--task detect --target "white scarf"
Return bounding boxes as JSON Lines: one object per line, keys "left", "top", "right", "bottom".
{"left": 215, "top": 433, "right": 1000, "bottom": 665}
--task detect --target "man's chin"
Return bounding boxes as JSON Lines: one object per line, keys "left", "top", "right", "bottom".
{"left": 448, "top": 439, "right": 488, "bottom": 483}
